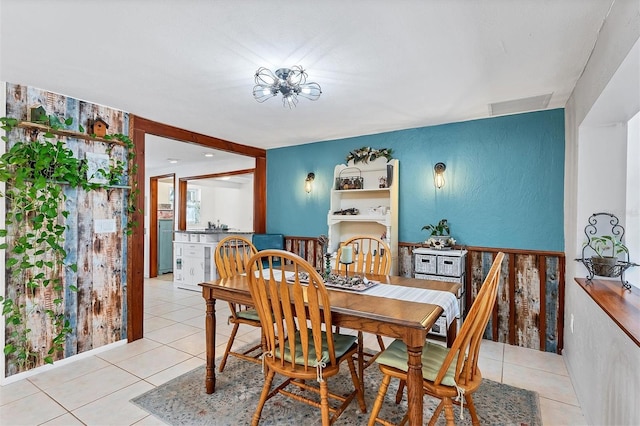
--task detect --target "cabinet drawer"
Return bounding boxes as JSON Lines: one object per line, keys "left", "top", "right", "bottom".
{"left": 174, "top": 233, "right": 189, "bottom": 242}
{"left": 414, "top": 254, "right": 437, "bottom": 274}
{"left": 182, "top": 244, "right": 205, "bottom": 258}
{"left": 437, "top": 255, "right": 463, "bottom": 277}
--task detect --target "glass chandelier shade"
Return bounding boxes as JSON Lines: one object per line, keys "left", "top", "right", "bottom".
{"left": 253, "top": 66, "right": 322, "bottom": 108}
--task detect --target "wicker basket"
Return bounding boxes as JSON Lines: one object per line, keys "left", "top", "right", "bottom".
{"left": 335, "top": 167, "right": 363, "bottom": 190}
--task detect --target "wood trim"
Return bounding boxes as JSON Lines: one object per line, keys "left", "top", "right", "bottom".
{"left": 149, "top": 178, "right": 158, "bottom": 277}
{"left": 131, "top": 116, "right": 266, "bottom": 158}
{"left": 128, "top": 115, "right": 267, "bottom": 343}
{"left": 575, "top": 278, "right": 640, "bottom": 347}
{"left": 178, "top": 179, "right": 187, "bottom": 231}
{"left": 185, "top": 168, "right": 255, "bottom": 181}
{"left": 127, "top": 123, "right": 145, "bottom": 342}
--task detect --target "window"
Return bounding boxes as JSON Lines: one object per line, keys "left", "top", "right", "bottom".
{"left": 186, "top": 188, "right": 201, "bottom": 225}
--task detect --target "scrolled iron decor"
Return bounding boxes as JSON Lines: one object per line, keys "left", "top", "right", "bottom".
{"left": 577, "top": 212, "right": 637, "bottom": 291}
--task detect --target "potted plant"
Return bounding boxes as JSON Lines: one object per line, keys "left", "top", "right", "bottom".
{"left": 422, "top": 219, "right": 455, "bottom": 249}
{"left": 589, "top": 235, "right": 628, "bottom": 277}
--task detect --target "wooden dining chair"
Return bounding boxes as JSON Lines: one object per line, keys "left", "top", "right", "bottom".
{"left": 214, "top": 235, "right": 260, "bottom": 372}
{"left": 246, "top": 249, "right": 367, "bottom": 426}
{"left": 367, "top": 252, "right": 505, "bottom": 426}
{"left": 336, "top": 235, "right": 391, "bottom": 368}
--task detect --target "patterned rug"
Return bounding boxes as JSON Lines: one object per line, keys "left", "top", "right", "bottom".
{"left": 132, "top": 347, "right": 541, "bottom": 425}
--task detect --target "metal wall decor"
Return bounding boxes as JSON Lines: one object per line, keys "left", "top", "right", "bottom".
{"left": 335, "top": 167, "right": 363, "bottom": 190}
{"left": 577, "top": 212, "right": 637, "bottom": 291}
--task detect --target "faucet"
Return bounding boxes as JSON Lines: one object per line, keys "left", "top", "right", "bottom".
{"left": 207, "top": 221, "right": 215, "bottom": 230}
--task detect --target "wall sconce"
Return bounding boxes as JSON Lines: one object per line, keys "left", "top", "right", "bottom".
{"left": 434, "top": 162, "right": 446, "bottom": 189}
{"left": 304, "top": 172, "right": 315, "bottom": 193}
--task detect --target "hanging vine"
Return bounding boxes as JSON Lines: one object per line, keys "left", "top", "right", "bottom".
{"left": 0, "top": 116, "right": 137, "bottom": 369}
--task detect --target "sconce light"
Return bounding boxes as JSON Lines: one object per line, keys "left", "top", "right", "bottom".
{"left": 434, "top": 162, "right": 446, "bottom": 189}
{"left": 304, "top": 172, "right": 315, "bottom": 193}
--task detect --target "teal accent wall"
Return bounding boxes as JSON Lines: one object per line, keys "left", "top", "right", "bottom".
{"left": 266, "top": 109, "right": 565, "bottom": 251}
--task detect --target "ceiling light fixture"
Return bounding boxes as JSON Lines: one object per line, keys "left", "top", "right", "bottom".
{"left": 167, "top": 158, "right": 179, "bottom": 164}
{"left": 253, "top": 65, "right": 322, "bottom": 108}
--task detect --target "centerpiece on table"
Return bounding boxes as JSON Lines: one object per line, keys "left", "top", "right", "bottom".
{"left": 422, "top": 218, "right": 456, "bottom": 249}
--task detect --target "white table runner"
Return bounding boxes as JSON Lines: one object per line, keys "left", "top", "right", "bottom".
{"left": 255, "top": 269, "right": 459, "bottom": 327}
{"left": 362, "top": 284, "right": 459, "bottom": 327}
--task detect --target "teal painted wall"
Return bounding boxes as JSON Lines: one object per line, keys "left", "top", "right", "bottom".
{"left": 266, "top": 109, "right": 565, "bottom": 251}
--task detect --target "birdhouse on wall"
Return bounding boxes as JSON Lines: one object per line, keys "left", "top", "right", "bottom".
{"left": 90, "top": 116, "right": 109, "bottom": 137}
{"left": 29, "top": 106, "right": 48, "bottom": 124}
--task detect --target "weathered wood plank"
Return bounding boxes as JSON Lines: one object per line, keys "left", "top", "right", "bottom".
{"left": 545, "top": 256, "right": 561, "bottom": 353}
{"left": 514, "top": 254, "right": 541, "bottom": 350}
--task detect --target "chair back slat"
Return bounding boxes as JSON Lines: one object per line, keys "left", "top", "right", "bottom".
{"left": 248, "top": 250, "right": 337, "bottom": 371}
{"left": 337, "top": 235, "right": 391, "bottom": 275}
{"left": 215, "top": 235, "right": 257, "bottom": 279}
{"left": 434, "top": 252, "right": 504, "bottom": 386}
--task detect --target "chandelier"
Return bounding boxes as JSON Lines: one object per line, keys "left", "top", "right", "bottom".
{"left": 253, "top": 65, "right": 322, "bottom": 108}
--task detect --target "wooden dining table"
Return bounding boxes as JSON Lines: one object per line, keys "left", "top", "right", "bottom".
{"left": 200, "top": 272, "right": 460, "bottom": 426}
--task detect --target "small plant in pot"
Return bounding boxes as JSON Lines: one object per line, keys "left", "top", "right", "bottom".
{"left": 590, "top": 235, "right": 628, "bottom": 277}
{"left": 422, "top": 219, "right": 456, "bottom": 249}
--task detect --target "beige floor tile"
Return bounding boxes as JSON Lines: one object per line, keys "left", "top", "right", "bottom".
{"left": 0, "top": 391, "right": 67, "bottom": 425}
{"left": 0, "top": 378, "right": 41, "bottom": 406}
{"left": 27, "top": 355, "right": 111, "bottom": 390}
{"left": 144, "top": 357, "right": 205, "bottom": 386}
{"left": 40, "top": 412, "right": 85, "bottom": 425}
{"left": 143, "top": 301, "right": 184, "bottom": 316}
{"left": 158, "top": 306, "right": 203, "bottom": 322}
{"left": 539, "top": 396, "right": 587, "bottom": 425}
{"left": 181, "top": 314, "right": 206, "bottom": 329}
{"left": 132, "top": 414, "right": 169, "bottom": 425}
{"left": 479, "top": 339, "right": 504, "bottom": 362}
{"left": 502, "top": 362, "right": 579, "bottom": 406}
{"left": 143, "top": 315, "right": 177, "bottom": 333}
{"left": 44, "top": 364, "right": 139, "bottom": 410}
{"left": 167, "top": 330, "right": 207, "bottom": 355}
{"left": 96, "top": 338, "right": 162, "bottom": 364}
{"left": 478, "top": 355, "right": 503, "bottom": 382}
{"left": 504, "top": 344, "right": 568, "bottom": 376}
{"left": 144, "top": 322, "right": 201, "bottom": 344}
{"left": 115, "top": 345, "right": 194, "bottom": 378}
{"left": 72, "top": 380, "right": 154, "bottom": 425}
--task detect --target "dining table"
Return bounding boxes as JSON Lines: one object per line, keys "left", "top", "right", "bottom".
{"left": 199, "top": 270, "right": 461, "bottom": 426}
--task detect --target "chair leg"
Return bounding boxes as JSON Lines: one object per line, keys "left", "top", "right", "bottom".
{"left": 442, "top": 397, "right": 456, "bottom": 426}
{"left": 428, "top": 401, "right": 445, "bottom": 426}
{"left": 320, "top": 380, "right": 330, "bottom": 426}
{"left": 358, "top": 332, "right": 365, "bottom": 393}
{"left": 346, "top": 353, "right": 367, "bottom": 413}
{"left": 376, "top": 334, "right": 386, "bottom": 351}
{"left": 465, "top": 393, "right": 480, "bottom": 426}
{"left": 218, "top": 322, "right": 240, "bottom": 372}
{"left": 395, "top": 379, "right": 405, "bottom": 404}
{"left": 367, "top": 373, "right": 392, "bottom": 426}
{"left": 251, "top": 368, "right": 275, "bottom": 426}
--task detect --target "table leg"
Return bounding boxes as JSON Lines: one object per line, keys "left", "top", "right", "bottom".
{"left": 205, "top": 297, "right": 217, "bottom": 394}
{"left": 406, "top": 344, "right": 423, "bottom": 426}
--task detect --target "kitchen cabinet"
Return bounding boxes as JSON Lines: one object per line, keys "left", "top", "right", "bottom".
{"left": 158, "top": 219, "right": 174, "bottom": 275}
{"left": 328, "top": 158, "right": 399, "bottom": 274}
{"left": 173, "top": 231, "right": 253, "bottom": 291}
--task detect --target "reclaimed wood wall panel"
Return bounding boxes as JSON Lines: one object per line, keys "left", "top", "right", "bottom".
{"left": 3, "top": 84, "right": 130, "bottom": 375}
{"left": 398, "top": 243, "right": 565, "bottom": 353}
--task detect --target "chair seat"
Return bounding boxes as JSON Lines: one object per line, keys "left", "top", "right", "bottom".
{"left": 276, "top": 330, "right": 358, "bottom": 366}
{"left": 376, "top": 339, "right": 457, "bottom": 387}
{"left": 235, "top": 308, "right": 260, "bottom": 322}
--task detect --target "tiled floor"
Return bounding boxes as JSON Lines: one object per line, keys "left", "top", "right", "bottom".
{"left": 0, "top": 275, "right": 586, "bottom": 425}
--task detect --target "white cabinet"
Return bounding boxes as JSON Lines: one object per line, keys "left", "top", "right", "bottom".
{"left": 328, "top": 158, "right": 399, "bottom": 274}
{"left": 413, "top": 247, "right": 467, "bottom": 337}
{"left": 172, "top": 231, "right": 254, "bottom": 291}
{"left": 173, "top": 241, "right": 215, "bottom": 291}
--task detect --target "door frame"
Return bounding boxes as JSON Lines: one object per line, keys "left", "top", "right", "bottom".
{"left": 128, "top": 116, "right": 267, "bottom": 342}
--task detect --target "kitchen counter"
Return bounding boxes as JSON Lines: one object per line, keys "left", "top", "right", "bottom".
{"left": 174, "top": 230, "right": 253, "bottom": 244}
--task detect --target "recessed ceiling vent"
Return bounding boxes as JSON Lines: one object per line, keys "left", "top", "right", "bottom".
{"left": 489, "top": 93, "right": 552, "bottom": 116}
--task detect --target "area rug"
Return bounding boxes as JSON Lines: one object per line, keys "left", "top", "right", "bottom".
{"left": 132, "top": 347, "right": 541, "bottom": 425}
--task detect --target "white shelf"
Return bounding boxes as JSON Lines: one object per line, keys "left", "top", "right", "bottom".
{"left": 328, "top": 158, "right": 399, "bottom": 274}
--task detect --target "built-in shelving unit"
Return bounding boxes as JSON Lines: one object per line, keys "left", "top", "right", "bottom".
{"left": 328, "top": 158, "right": 399, "bottom": 274}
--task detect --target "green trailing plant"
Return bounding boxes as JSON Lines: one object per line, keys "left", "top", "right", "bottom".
{"left": 590, "top": 235, "right": 628, "bottom": 258}
{"left": 345, "top": 146, "right": 393, "bottom": 164}
{"left": 0, "top": 115, "right": 137, "bottom": 369}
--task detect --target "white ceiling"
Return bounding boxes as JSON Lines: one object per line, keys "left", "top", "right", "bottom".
{"left": 0, "top": 0, "right": 615, "bottom": 167}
